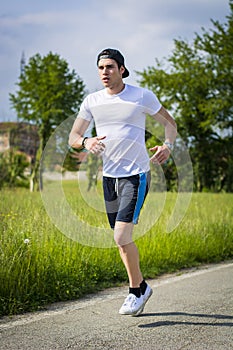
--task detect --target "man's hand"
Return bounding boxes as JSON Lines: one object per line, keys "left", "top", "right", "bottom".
{"left": 85, "top": 136, "right": 106, "bottom": 155}
{"left": 149, "top": 144, "right": 171, "bottom": 165}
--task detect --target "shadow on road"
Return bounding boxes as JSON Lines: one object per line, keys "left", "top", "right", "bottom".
{"left": 138, "top": 312, "right": 233, "bottom": 328}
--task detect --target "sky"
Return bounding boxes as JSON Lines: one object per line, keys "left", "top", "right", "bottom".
{"left": 0, "top": 0, "right": 230, "bottom": 121}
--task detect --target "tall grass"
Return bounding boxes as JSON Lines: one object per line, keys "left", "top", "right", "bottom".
{"left": 0, "top": 183, "right": 232, "bottom": 316}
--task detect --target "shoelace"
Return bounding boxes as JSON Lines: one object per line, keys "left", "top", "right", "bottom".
{"left": 124, "top": 295, "right": 137, "bottom": 306}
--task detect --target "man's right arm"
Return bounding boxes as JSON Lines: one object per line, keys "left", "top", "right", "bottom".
{"left": 69, "top": 117, "right": 106, "bottom": 154}
{"left": 68, "top": 117, "right": 91, "bottom": 149}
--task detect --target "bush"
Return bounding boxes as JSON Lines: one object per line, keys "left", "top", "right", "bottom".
{"left": 0, "top": 149, "right": 29, "bottom": 189}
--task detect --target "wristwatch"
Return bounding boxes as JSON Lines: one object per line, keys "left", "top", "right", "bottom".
{"left": 82, "top": 137, "right": 88, "bottom": 149}
{"left": 164, "top": 141, "right": 174, "bottom": 151}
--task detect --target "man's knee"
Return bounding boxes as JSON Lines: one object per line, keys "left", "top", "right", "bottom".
{"left": 114, "top": 221, "right": 133, "bottom": 247}
{"left": 114, "top": 231, "right": 132, "bottom": 246}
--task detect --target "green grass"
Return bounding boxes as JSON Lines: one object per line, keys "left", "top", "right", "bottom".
{"left": 0, "top": 182, "right": 233, "bottom": 316}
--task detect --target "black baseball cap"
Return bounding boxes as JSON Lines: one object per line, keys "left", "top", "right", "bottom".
{"left": 97, "top": 48, "right": 129, "bottom": 78}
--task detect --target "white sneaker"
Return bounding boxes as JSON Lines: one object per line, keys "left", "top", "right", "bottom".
{"left": 142, "top": 284, "right": 153, "bottom": 304}
{"left": 119, "top": 293, "right": 144, "bottom": 315}
{"left": 135, "top": 284, "right": 153, "bottom": 316}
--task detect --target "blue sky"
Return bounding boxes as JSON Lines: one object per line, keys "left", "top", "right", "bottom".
{"left": 0, "top": 0, "right": 230, "bottom": 121}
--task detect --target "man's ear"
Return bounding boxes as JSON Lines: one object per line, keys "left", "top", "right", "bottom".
{"left": 120, "top": 66, "right": 125, "bottom": 76}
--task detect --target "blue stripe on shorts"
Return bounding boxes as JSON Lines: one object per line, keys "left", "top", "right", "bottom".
{"left": 133, "top": 172, "right": 147, "bottom": 224}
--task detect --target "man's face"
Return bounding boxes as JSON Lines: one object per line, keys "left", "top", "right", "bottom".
{"left": 98, "top": 58, "right": 124, "bottom": 88}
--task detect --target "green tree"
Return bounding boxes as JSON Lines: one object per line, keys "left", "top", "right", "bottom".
{"left": 10, "top": 52, "right": 86, "bottom": 191}
{"left": 137, "top": 1, "right": 233, "bottom": 192}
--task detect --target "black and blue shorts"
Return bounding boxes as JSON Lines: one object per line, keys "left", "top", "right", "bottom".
{"left": 103, "top": 171, "right": 151, "bottom": 229}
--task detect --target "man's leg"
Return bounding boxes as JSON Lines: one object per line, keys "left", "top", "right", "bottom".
{"left": 114, "top": 221, "right": 143, "bottom": 287}
{"left": 115, "top": 221, "right": 153, "bottom": 315}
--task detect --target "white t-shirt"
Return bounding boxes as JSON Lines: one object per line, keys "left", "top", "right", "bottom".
{"left": 78, "top": 84, "right": 161, "bottom": 177}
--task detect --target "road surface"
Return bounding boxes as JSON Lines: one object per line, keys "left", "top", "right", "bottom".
{"left": 0, "top": 262, "right": 232, "bottom": 350}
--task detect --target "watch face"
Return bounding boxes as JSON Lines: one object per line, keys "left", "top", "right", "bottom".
{"left": 164, "top": 142, "right": 173, "bottom": 150}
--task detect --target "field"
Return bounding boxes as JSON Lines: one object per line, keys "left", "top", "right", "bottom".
{"left": 0, "top": 180, "right": 233, "bottom": 316}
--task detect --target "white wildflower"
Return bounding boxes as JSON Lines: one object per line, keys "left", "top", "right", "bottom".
{"left": 24, "top": 238, "right": 30, "bottom": 244}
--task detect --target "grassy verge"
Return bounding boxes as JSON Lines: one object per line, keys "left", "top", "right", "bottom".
{"left": 0, "top": 183, "right": 232, "bottom": 316}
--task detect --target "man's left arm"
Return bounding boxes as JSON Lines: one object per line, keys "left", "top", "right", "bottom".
{"left": 150, "top": 106, "right": 177, "bottom": 165}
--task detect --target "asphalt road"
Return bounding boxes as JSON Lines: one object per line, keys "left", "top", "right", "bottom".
{"left": 0, "top": 262, "right": 232, "bottom": 350}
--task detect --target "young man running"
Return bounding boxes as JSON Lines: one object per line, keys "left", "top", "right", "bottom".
{"left": 69, "top": 48, "right": 177, "bottom": 316}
